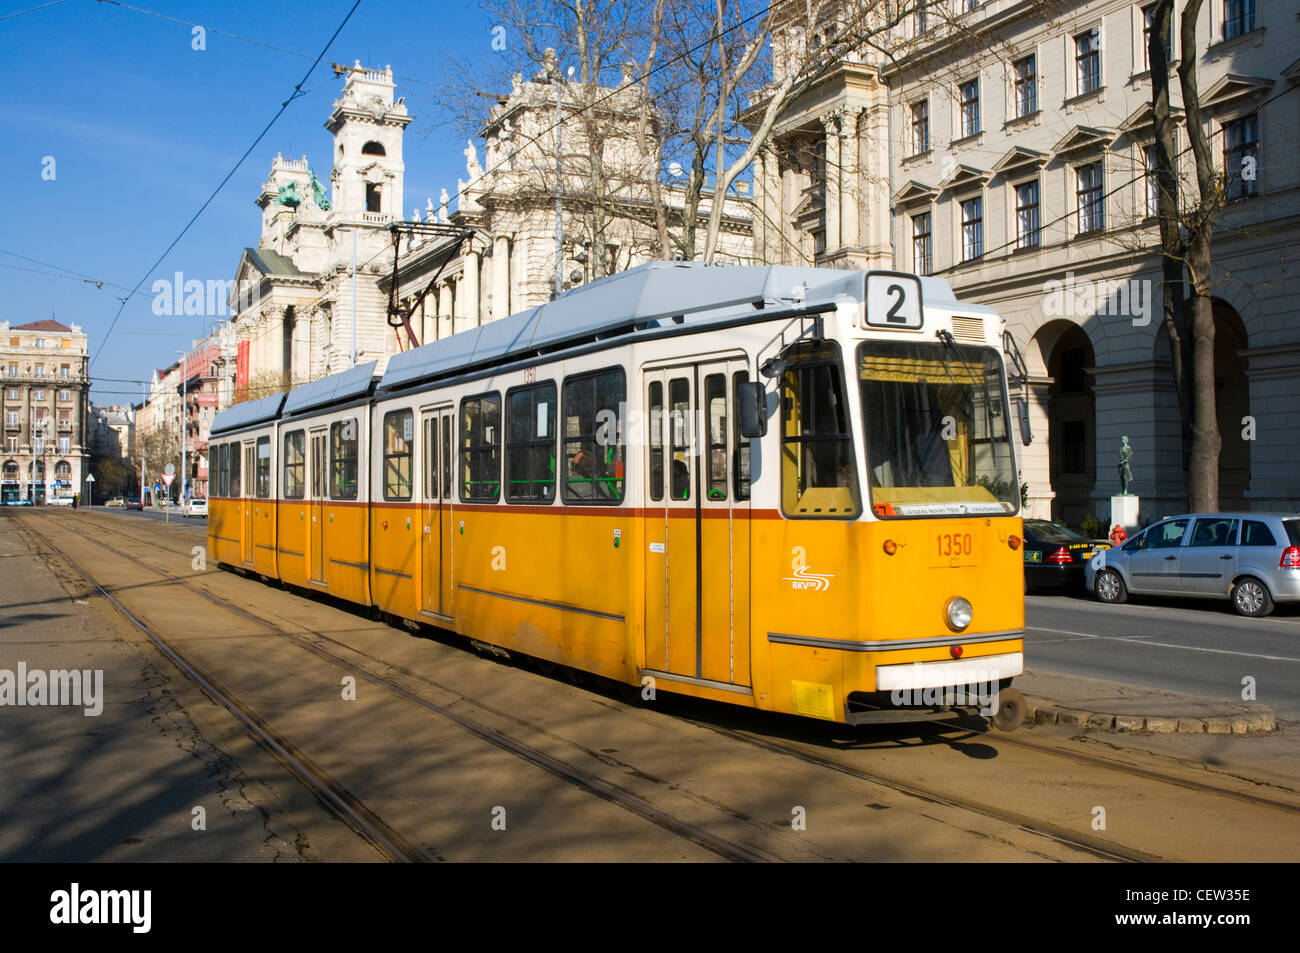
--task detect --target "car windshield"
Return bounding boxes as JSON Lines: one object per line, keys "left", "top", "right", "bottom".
{"left": 858, "top": 340, "right": 1018, "bottom": 517}
{"left": 1025, "top": 519, "right": 1087, "bottom": 543}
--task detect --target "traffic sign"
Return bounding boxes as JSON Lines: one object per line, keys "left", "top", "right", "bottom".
{"left": 164, "top": 463, "right": 175, "bottom": 475}
{"left": 162, "top": 473, "right": 175, "bottom": 487}
{"left": 85, "top": 474, "right": 95, "bottom": 483}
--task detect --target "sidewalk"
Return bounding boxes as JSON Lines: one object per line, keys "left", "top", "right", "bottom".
{"left": 1017, "top": 669, "right": 1279, "bottom": 735}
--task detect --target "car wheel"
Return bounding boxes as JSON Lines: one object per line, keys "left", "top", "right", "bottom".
{"left": 1094, "top": 569, "right": 1128, "bottom": 604}
{"left": 1232, "top": 577, "right": 1274, "bottom": 618}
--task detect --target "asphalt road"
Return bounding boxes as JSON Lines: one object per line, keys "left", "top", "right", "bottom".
{"left": 1026, "top": 592, "right": 1300, "bottom": 721}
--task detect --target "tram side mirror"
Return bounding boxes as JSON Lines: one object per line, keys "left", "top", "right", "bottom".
{"left": 739, "top": 382, "right": 768, "bottom": 439}
{"left": 1016, "top": 397, "right": 1033, "bottom": 445}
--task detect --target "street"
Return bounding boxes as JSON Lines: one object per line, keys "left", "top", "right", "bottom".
{"left": 1027, "top": 594, "right": 1300, "bottom": 721}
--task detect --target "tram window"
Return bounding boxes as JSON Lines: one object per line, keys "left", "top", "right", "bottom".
{"left": 705, "top": 374, "right": 728, "bottom": 500}
{"left": 668, "top": 377, "right": 690, "bottom": 501}
{"left": 283, "top": 431, "right": 305, "bottom": 500}
{"left": 780, "top": 341, "right": 861, "bottom": 518}
{"left": 216, "top": 444, "right": 227, "bottom": 497}
{"left": 506, "top": 382, "right": 556, "bottom": 503}
{"left": 383, "top": 410, "right": 414, "bottom": 501}
{"left": 423, "top": 417, "right": 437, "bottom": 499}
{"left": 330, "top": 419, "right": 358, "bottom": 500}
{"left": 442, "top": 415, "right": 452, "bottom": 499}
{"left": 648, "top": 380, "right": 664, "bottom": 502}
{"left": 732, "top": 371, "right": 751, "bottom": 501}
{"left": 255, "top": 436, "right": 272, "bottom": 498}
{"left": 461, "top": 393, "right": 501, "bottom": 501}
{"left": 562, "top": 367, "right": 625, "bottom": 504}
{"left": 230, "top": 441, "right": 242, "bottom": 497}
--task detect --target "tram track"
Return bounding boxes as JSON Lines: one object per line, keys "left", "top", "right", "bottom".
{"left": 17, "top": 513, "right": 775, "bottom": 864}
{"left": 32, "top": 510, "right": 1300, "bottom": 862}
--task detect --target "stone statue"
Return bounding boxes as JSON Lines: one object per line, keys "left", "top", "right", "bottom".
{"left": 465, "top": 139, "right": 482, "bottom": 179}
{"left": 438, "top": 188, "right": 450, "bottom": 223}
{"left": 1117, "top": 435, "right": 1134, "bottom": 495}
{"left": 308, "top": 170, "right": 331, "bottom": 210}
{"left": 276, "top": 181, "right": 301, "bottom": 208}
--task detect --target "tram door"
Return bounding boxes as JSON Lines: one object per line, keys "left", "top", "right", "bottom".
{"left": 241, "top": 441, "right": 255, "bottom": 565}
{"left": 420, "top": 407, "right": 453, "bottom": 618}
{"left": 309, "top": 429, "right": 327, "bottom": 584}
{"left": 642, "top": 359, "right": 751, "bottom": 688}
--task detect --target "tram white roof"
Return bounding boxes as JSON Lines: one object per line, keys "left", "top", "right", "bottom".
{"left": 378, "top": 261, "right": 901, "bottom": 392}
{"left": 281, "top": 360, "right": 378, "bottom": 417}
{"left": 210, "top": 392, "right": 286, "bottom": 436}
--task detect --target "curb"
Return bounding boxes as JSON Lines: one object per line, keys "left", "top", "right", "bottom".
{"left": 1023, "top": 696, "right": 1278, "bottom": 736}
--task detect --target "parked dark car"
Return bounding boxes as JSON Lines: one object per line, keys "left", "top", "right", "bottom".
{"left": 125, "top": 496, "right": 143, "bottom": 511}
{"left": 1023, "top": 519, "right": 1111, "bottom": 592}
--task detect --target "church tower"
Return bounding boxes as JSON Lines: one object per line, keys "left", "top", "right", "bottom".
{"left": 325, "top": 62, "right": 411, "bottom": 220}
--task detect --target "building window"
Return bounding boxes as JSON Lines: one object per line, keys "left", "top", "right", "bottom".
{"left": 365, "top": 183, "right": 382, "bottom": 213}
{"left": 505, "top": 382, "right": 557, "bottom": 502}
{"left": 230, "top": 442, "right": 242, "bottom": 497}
{"left": 33, "top": 390, "right": 45, "bottom": 401}
{"left": 4, "top": 437, "right": 14, "bottom": 452}
{"left": 7, "top": 365, "right": 17, "bottom": 378}
{"left": 383, "top": 410, "right": 413, "bottom": 500}
{"left": 732, "top": 371, "right": 752, "bottom": 501}
{"left": 4, "top": 389, "right": 15, "bottom": 400}
{"left": 33, "top": 438, "right": 43, "bottom": 454}
{"left": 1014, "top": 55, "right": 1037, "bottom": 117}
{"left": 460, "top": 393, "right": 502, "bottom": 502}
{"left": 34, "top": 338, "right": 45, "bottom": 348}
{"left": 704, "top": 373, "right": 728, "bottom": 501}
{"left": 59, "top": 365, "right": 69, "bottom": 378}
{"left": 1142, "top": 4, "right": 1173, "bottom": 70}
{"left": 562, "top": 368, "right": 625, "bottom": 504}
{"left": 1223, "top": 114, "right": 1259, "bottom": 198}
{"left": 910, "top": 100, "right": 929, "bottom": 155}
{"left": 961, "top": 196, "right": 984, "bottom": 261}
{"left": 1015, "top": 180, "right": 1041, "bottom": 248}
{"left": 963, "top": 0, "right": 979, "bottom": 11}
{"left": 1144, "top": 144, "right": 1161, "bottom": 216}
{"left": 959, "top": 79, "right": 981, "bottom": 137}
{"left": 1075, "top": 28, "right": 1101, "bottom": 95}
{"left": 912, "top": 212, "right": 933, "bottom": 275}
{"left": 1076, "top": 162, "right": 1105, "bottom": 233}
{"left": 5, "top": 412, "right": 16, "bottom": 426}
{"left": 283, "top": 430, "right": 305, "bottom": 500}
{"left": 58, "top": 437, "right": 70, "bottom": 455}
{"left": 914, "top": 2, "right": 927, "bottom": 35}
{"left": 33, "top": 365, "right": 44, "bottom": 378}
{"left": 58, "top": 389, "right": 71, "bottom": 401}
{"left": 1223, "top": 0, "right": 1254, "bottom": 41}
{"left": 330, "top": 419, "right": 358, "bottom": 500}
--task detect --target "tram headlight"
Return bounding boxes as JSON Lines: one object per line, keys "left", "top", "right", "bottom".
{"left": 945, "top": 597, "right": 973, "bottom": 632}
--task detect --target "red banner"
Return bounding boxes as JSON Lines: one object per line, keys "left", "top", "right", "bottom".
{"left": 235, "top": 339, "right": 249, "bottom": 401}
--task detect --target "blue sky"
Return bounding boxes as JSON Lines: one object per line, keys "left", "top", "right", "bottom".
{"left": 1, "top": 0, "right": 503, "bottom": 404}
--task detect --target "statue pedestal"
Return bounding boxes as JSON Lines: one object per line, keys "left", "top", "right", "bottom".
{"left": 1110, "top": 495, "right": 1139, "bottom": 532}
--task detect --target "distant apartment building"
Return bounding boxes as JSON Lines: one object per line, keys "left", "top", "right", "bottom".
{"left": 1, "top": 320, "right": 89, "bottom": 503}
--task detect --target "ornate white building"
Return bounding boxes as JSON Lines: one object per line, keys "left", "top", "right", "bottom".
{"left": 753, "top": 0, "right": 1300, "bottom": 523}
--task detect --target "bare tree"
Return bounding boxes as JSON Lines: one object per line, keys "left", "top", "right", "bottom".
{"left": 1148, "top": 0, "right": 1230, "bottom": 510}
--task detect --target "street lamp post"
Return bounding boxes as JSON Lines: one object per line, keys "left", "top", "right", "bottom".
{"left": 177, "top": 350, "right": 187, "bottom": 504}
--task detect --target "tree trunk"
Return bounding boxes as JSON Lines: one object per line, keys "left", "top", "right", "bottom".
{"left": 1177, "top": 0, "right": 1220, "bottom": 511}
{"left": 1149, "top": 0, "right": 1192, "bottom": 480}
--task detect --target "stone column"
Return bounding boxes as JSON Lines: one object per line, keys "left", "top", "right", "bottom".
{"left": 462, "top": 247, "right": 481, "bottom": 327}
{"left": 1241, "top": 343, "right": 1300, "bottom": 511}
{"left": 822, "top": 114, "right": 840, "bottom": 254}
{"left": 439, "top": 281, "right": 455, "bottom": 336}
{"left": 840, "top": 108, "right": 861, "bottom": 251}
{"left": 421, "top": 292, "right": 437, "bottom": 346}
{"left": 491, "top": 235, "right": 510, "bottom": 321}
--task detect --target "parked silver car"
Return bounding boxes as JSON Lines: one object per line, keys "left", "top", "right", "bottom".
{"left": 1085, "top": 513, "right": 1300, "bottom": 617}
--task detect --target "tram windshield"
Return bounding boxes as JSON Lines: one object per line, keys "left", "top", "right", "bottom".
{"left": 858, "top": 340, "right": 1018, "bottom": 517}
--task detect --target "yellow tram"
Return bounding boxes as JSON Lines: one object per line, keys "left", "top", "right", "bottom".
{"left": 209, "top": 263, "right": 1028, "bottom": 728}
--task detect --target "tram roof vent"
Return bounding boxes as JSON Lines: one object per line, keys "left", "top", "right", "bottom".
{"left": 950, "top": 315, "right": 985, "bottom": 344}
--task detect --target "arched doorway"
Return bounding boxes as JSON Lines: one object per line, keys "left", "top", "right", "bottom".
{"left": 1045, "top": 324, "right": 1096, "bottom": 527}
{"left": 1213, "top": 300, "right": 1250, "bottom": 510}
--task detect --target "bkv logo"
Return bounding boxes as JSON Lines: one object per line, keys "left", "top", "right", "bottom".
{"left": 784, "top": 546, "right": 833, "bottom": 592}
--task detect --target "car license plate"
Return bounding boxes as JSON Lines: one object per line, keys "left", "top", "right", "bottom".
{"left": 1025, "top": 551, "right": 1042, "bottom": 563}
